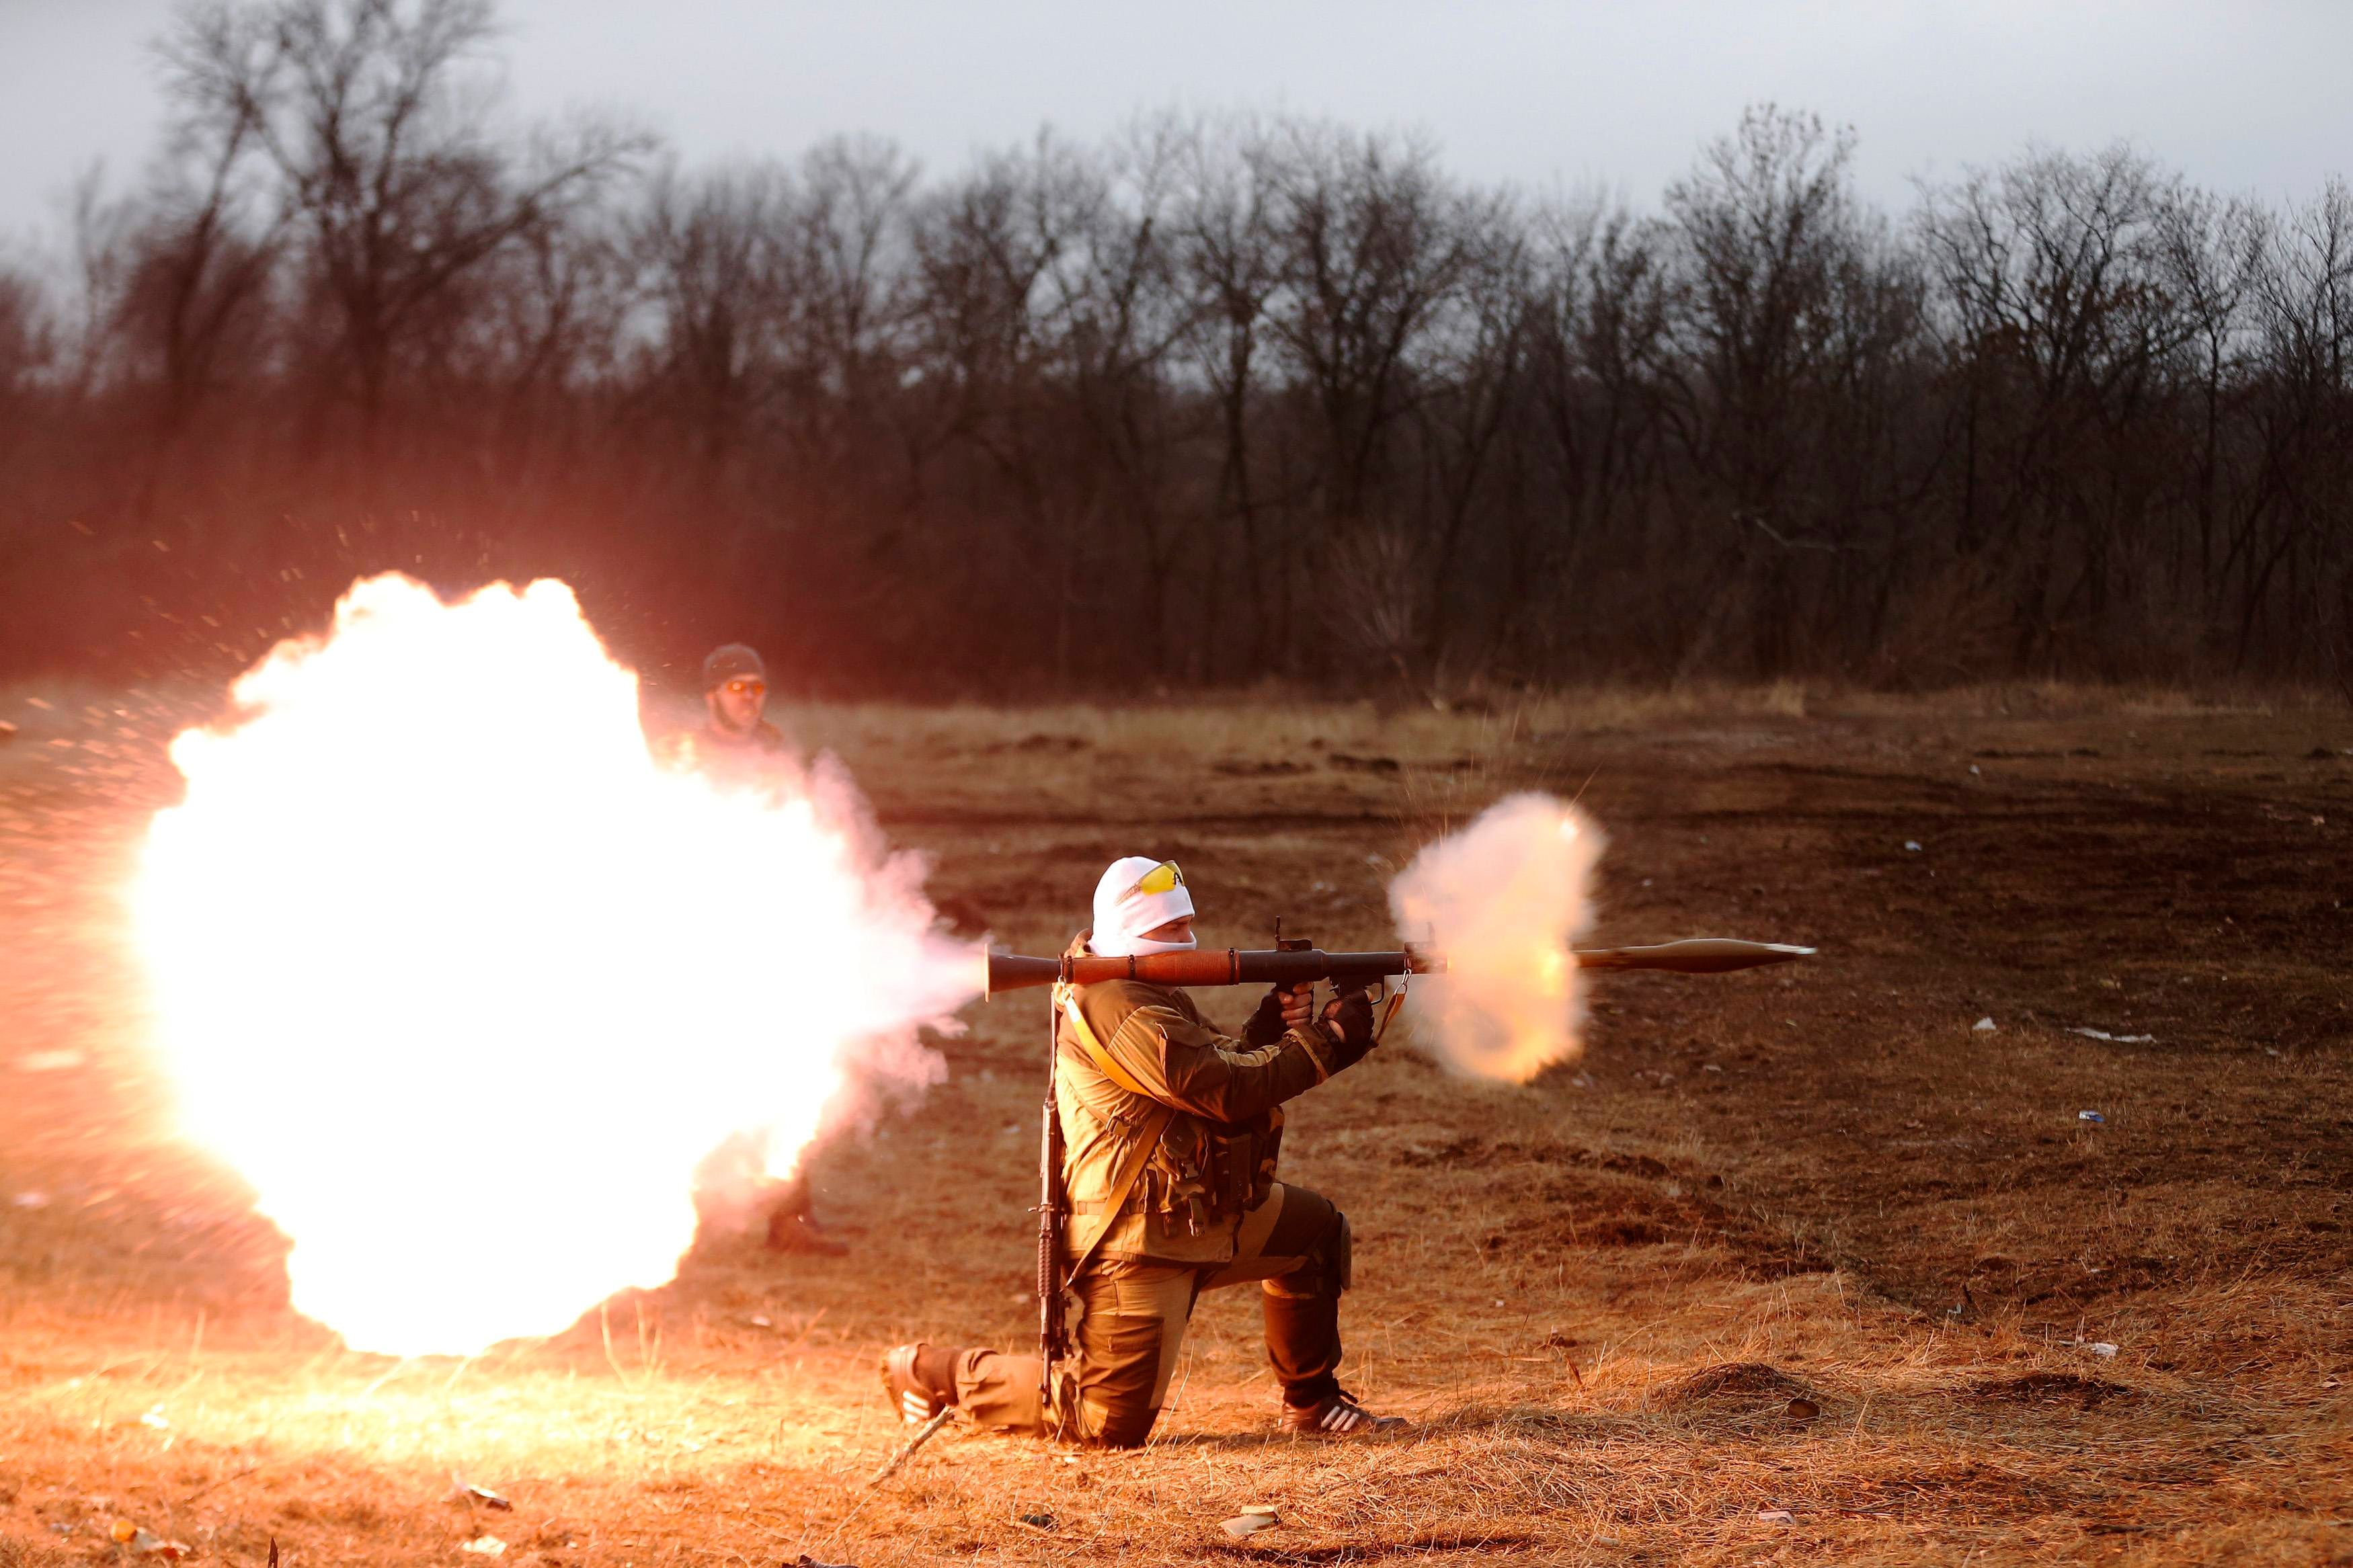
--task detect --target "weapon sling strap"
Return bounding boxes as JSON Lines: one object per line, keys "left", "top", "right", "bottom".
{"left": 1052, "top": 981, "right": 1174, "bottom": 1282}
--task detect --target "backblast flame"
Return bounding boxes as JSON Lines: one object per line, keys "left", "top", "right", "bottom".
{"left": 131, "top": 575, "right": 978, "bottom": 1356}
{"left": 1388, "top": 793, "right": 1605, "bottom": 1082}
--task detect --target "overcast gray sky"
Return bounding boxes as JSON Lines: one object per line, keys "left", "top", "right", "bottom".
{"left": 5, "top": 0, "right": 2349, "bottom": 251}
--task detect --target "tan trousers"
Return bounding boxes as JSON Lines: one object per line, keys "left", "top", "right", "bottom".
{"left": 953, "top": 1182, "right": 1346, "bottom": 1447}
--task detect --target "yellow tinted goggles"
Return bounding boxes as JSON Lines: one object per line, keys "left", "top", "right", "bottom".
{"left": 1127, "top": 860, "right": 1185, "bottom": 898}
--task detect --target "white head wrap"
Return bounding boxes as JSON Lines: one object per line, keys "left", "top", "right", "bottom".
{"left": 1088, "top": 856, "right": 1197, "bottom": 957}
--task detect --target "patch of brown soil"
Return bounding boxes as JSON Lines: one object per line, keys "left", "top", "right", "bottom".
{"left": 1662, "top": 1361, "right": 1819, "bottom": 1407}
{"left": 1970, "top": 1371, "right": 2137, "bottom": 1406}
{"left": 4, "top": 692, "right": 2350, "bottom": 1565}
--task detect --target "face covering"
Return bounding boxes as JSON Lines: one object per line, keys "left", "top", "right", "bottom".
{"left": 1088, "top": 855, "right": 1197, "bottom": 957}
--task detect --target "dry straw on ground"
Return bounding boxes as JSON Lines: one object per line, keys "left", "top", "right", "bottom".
{"left": 3, "top": 685, "right": 2350, "bottom": 1564}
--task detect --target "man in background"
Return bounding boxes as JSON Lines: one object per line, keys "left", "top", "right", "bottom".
{"left": 661, "top": 643, "right": 844, "bottom": 1257}
{"left": 662, "top": 643, "right": 787, "bottom": 774}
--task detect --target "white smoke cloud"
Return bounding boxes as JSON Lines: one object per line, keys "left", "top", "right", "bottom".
{"left": 133, "top": 575, "right": 977, "bottom": 1356}
{"left": 1388, "top": 792, "right": 1605, "bottom": 1082}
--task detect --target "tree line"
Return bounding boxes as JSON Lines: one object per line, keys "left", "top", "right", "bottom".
{"left": 5, "top": 0, "right": 2350, "bottom": 698}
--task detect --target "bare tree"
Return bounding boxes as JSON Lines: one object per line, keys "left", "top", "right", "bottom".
{"left": 1172, "top": 115, "right": 1285, "bottom": 673}
{"left": 776, "top": 135, "right": 918, "bottom": 458}
{"left": 110, "top": 43, "right": 285, "bottom": 501}
{"left": 1528, "top": 196, "right": 1669, "bottom": 546}
{"left": 1663, "top": 108, "right": 1859, "bottom": 529}
{"left": 0, "top": 265, "right": 56, "bottom": 403}
{"left": 908, "top": 131, "right": 1105, "bottom": 681}
{"left": 441, "top": 195, "right": 635, "bottom": 478}
{"left": 163, "top": 0, "right": 647, "bottom": 454}
{"left": 2157, "top": 188, "right": 2268, "bottom": 595}
{"left": 9, "top": 38, "right": 2353, "bottom": 697}
{"left": 1917, "top": 144, "right": 2196, "bottom": 665}
{"left": 1410, "top": 194, "right": 1531, "bottom": 678}
{"left": 2239, "top": 178, "right": 2353, "bottom": 673}
{"left": 1521, "top": 196, "right": 1674, "bottom": 669}
{"left": 1039, "top": 118, "right": 1199, "bottom": 675}
{"left": 1260, "top": 122, "right": 1481, "bottom": 538}
{"left": 58, "top": 172, "right": 138, "bottom": 399}
{"left": 1660, "top": 106, "right": 1876, "bottom": 671}
{"left": 631, "top": 161, "right": 791, "bottom": 467}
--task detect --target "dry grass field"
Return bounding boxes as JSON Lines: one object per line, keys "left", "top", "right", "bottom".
{"left": 4, "top": 684, "right": 2351, "bottom": 1565}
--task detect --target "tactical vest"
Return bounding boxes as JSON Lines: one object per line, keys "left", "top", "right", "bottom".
{"left": 1055, "top": 979, "right": 1283, "bottom": 1268}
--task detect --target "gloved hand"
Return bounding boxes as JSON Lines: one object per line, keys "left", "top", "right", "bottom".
{"left": 1242, "top": 986, "right": 1286, "bottom": 1046}
{"left": 1318, "top": 985, "right": 1378, "bottom": 1071}
{"left": 1243, "top": 984, "right": 1317, "bottom": 1046}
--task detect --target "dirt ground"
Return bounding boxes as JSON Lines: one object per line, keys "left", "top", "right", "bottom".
{"left": 3, "top": 687, "right": 2350, "bottom": 1567}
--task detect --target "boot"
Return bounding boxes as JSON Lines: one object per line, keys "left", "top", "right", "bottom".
{"left": 766, "top": 1205, "right": 848, "bottom": 1256}
{"left": 1279, "top": 1387, "right": 1406, "bottom": 1435}
{"left": 880, "top": 1343, "right": 961, "bottom": 1425}
{"left": 766, "top": 1180, "right": 848, "bottom": 1256}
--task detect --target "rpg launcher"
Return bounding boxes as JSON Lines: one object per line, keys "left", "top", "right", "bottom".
{"left": 984, "top": 936, "right": 1813, "bottom": 996}
{"left": 1010, "top": 930, "right": 1812, "bottom": 1435}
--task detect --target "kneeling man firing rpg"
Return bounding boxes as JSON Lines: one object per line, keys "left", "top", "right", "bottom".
{"left": 883, "top": 857, "right": 1398, "bottom": 1444}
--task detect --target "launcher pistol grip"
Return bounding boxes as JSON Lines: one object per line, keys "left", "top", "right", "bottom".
{"left": 1276, "top": 932, "right": 1314, "bottom": 1010}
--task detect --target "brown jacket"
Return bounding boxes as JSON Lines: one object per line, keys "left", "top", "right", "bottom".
{"left": 1057, "top": 934, "right": 1338, "bottom": 1267}
{"left": 656, "top": 718, "right": 789, "bottom": 772}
